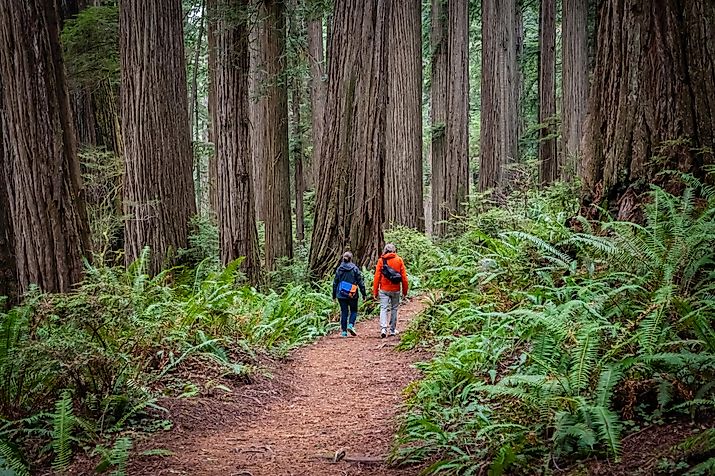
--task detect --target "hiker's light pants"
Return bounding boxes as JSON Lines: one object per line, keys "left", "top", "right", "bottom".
{"left": 379, "top": 290, "right": 401, "bottom": 331}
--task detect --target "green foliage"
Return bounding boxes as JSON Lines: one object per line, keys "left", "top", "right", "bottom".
{"left": 394, "top": 179, "right": 715, "bottom": 474}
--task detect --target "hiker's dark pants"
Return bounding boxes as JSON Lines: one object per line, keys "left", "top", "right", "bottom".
{"left": 337, "top": 298, "right": 358, "bottom": 331}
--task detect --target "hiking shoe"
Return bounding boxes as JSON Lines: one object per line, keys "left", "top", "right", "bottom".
{"left": 347, "top": 324, "right": 357, "bottom": 336}
{"left": 380, "top": 328, "right": 387, "bottom": 339}
{"left": 390, "top": 329, "right": 398, "bottom": 336}
{"left": 341, "top": 331, "right": 348, "bottom": 337}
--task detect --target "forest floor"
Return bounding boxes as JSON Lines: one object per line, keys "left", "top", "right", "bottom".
{"left": 126, "top": 297, "right": 428, "bottom": 476}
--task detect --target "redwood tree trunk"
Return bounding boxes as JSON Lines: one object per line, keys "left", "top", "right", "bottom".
{"left": 258, "top": 0, "right": 293, "bottom": 269}
{"left": 307, "top": 18, "right": 326, "bottom": 188}
{"left": 308, "top": 0, "right": 390, "bottom": 278}
{"left": 120, "top": 0, "right": 196, "bottom": 273}
{"left": 479, "top": 0, "right": 519, "bottom": 196}
{"left": 581, "top": 0, "right": 715, "bottom": 220}
{"left": 431, "top": 0, "right": 469, "bottom": 237}
{"left": 248, "top": 25, "right": 264, "bottom": 220}
{"left": 292, "top": 83, "right": 306, "bottom": 244}
{"left": 561, "top": 0, "right": 589, "bottom": 180}
{"left": 538, "top": 0, "right": 558, "bottom": 185}
{"left": 0, "top": 0, "right": 90, "bottom": 294}
{"left": 208, "top": 0, "right": 261, "bottom": 282}
{"left": 385, "top": 0, "right": 424, "bottom": 231}
{"left": 0, "top": 90, "right": 17, "bottom": 305}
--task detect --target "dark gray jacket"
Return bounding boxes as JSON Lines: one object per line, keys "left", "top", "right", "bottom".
{"left": 332, "top": 262, "right": 367, "bottom": 300}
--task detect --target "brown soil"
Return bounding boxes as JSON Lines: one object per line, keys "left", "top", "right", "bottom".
{"left": 126, "top": 297, "right": 428, "bottom": 476}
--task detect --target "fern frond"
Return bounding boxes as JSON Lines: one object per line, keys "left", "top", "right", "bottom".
{"left": 588, "top": 405, "right": 622, "bottom": 459}
{"left": 0, "top": 439, "right": 30, "bottom": 476}
{"left": 51, "top": 390, "right": 75, "bottom": 472}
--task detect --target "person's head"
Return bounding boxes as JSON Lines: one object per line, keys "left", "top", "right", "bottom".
{"left": 342, "top": 251, "right": 353, "bottom": 262}
{"left": 383, "top": 243, "right": 396, "bottom": 255}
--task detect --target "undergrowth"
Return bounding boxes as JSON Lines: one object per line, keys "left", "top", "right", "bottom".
{"left": 392, "top": 177, "right": 715, "bottom": 475}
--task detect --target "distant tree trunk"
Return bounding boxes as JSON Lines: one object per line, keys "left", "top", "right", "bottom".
{"left": 249, "top": 19, "right": 264, "bottom": 221}
{"left": 257, "top": 0, "right": 293, "bottom": 269}
{"left": 539, "top": 0, "right": 557, "bottom": 185}
{"left": 479, "top": 0, "right": 519, "bottom": 196}
{"left": 386, "top": 0, "right": 424, "bottom": 231}
{"left": 0, "top": 91, "right": 17, "bottom": 305}
{"left": 430, "top": 0, "right": 469, "bottom": 237}
{"left": 308, "top": 0, "right": 389, "bottom": 278}
{"left": 120, "top": 0, "right": 196, "bottom": 273}
{"left": 581, "top": 0, "right": 715, "bottom": 221}
{"left": 307, "top": 18, "right": 325, "bottom": 188}
{"left": 190, "top": 0, "right": 206, "bottom": 215}
{"left": 561, "top": 0, "right": 589, "bottom": 181}
{"left": 0, "top": 0, "right": 90, "bottom": 294}
{"left": 292, "top": 83, "right": 306, "bottom": 244}
{"left": 207, "top": 13, "right": 218, "bottom": 213}
{"left": 208, "top": 0, "right": 261, "bottom": 282}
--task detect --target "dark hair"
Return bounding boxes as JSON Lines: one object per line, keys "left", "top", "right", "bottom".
{"left": 342, "top": 251, "right": 353, "bottom": 262}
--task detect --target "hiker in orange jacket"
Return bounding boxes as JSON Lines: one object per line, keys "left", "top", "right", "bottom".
{"left": 373, "top": 243, "right": 409, "bottom": 338}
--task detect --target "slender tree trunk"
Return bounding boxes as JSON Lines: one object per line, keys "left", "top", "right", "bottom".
{"left": 386, "top": 0, "right": 424, "bottom": 231}
{"left": 431, "top": 0, "right": 469, "bottom": 237}
{"left": 308, "top": 0, "right": 390, "bottom": 278}
{"left": 0, "top": 89, "right": 17, "bottom": 305}
{"left": 120, "top": 0, "right": 196, "bottom": 273}
{"left": 307, "top": 18, "right": 325, "bottom": 188}
{"left": 539, "top": 0, "right": 557, "bottom": 185}
{"left": 479, "top": 0, "right": 519, "bottom": 196}
{"left": 248, "top": 22, "right": 264, "bottom": 220}
{"left": 561, "top": 0, "right": 589, "bottom": 181}
{"left": 208, "top": 12, "right": 218, "bottom": 214}
{"left": 258, "top": 0, "right": 293, "bottom": 269}
{"left": 208, "top": 0, "right": 261, "bottom": 282}
{"left": 190, "top": 0, "right": 206, "bottom": 215}
{"left": 0, "top": 0, "right": 90, "bottom": 293}
{"left": 292, "top": 83, "right": 306, "bottom": 244}
{"left": 581, "top": 0, "right": 715, "bottom": 221}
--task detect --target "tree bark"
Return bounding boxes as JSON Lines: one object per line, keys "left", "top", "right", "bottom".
{"left": 257, "top": 0, "right": 293, "bottom": 269}
{"left": 249, "top": 12, "right": 264, "bottom": 220}
{"left": 581, "top": 0, "right": 715, "bottom": 220}
{"left": 292, "top": 82, "right": 306, "bottom": 245}
{"left": 385, "top": 0, "right": 424, "bottom": 231}
{"left": 308, "top": 0, "right": 390, "bottom": 278}
{"left": 307, "top": 18, "right": 326, "bottom": 188}
{"left": 479, "top": 0, "right": 519, "bottom": 196}
{"left": 120, "top": 0, "right": 196, "bottom": 273}
{"left": 0, "top": 87, "right": 17, "bottom": 305}
{"left": 430, "top": 0, "right": 469, "bottom": 237}
{"left": 561, "top": 0, "right": 589, "bottom": 181}
{"left": 208, "top": 0, "right": 261, "bottom": 282}
{"left": 0, "top": 0, "right": 90, "bottom": 294}
{"left": 539, "top": 0, "right": 558, "bottom": 185}
{"left": 190, "top": 0, "right": 206, "bottom": 216}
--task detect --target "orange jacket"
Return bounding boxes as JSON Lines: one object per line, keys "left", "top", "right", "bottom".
{"left": 373, "top": 253, "right": 409, "bottom": 296}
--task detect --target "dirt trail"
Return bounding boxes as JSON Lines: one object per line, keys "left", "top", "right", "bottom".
{"left": 131, "top": 297, "right": 427, "bottom": 476}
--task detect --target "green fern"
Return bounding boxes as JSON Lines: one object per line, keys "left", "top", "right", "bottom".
{"left": 51, "top": 390, "right": 75, "bottom": 472}
{"left": 0, "top": 439, "right": 29, "bottom": 476}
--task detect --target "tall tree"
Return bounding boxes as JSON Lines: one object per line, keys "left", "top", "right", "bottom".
{"left": 561, "top": 0, "right": 589, "bottom": 180}
{"left": 120, "top": 0, "right": 196, "bottom": 273}
{"left": 308, "top": 0, "right": 390, "bottom": 277}
{"left": 257, "top": 0, "right": 293, "bottom": 269}
{"left": 306, "top": 16, "right": 326, "bottom": 187}
{"left": 479, "top": 0, "right": 519, "bottom": 195}
{"left": 431, "top": 0, "right": 469, "bottom": 237}
{"left": 0, "top": 0, "right": 90, "bottom": 293}
{"left": 385, "top": 0, "right": 424, "bottom": 231}
{"left": 538, "top": 0, "right": 557, "bottom": 185}
{"left": 581, "top": 0, "right": 715, "bottom": 220}
{"left": 292, "top": 83, "right": 306, "bottom": 245}
{"left": 208, "top": 0, "right": 261, "bottom": 282}
{"left": 248, "top": 22, "right": 264, "bottom": 219}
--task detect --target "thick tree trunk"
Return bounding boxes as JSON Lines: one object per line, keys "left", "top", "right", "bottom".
{"left": 307, "top": 18, "right": 326, "bottom": 188}
{"left": 208, "top": 0, "right": 261, "bottom": 282}
{"left": 308, "top": 0, "right": 390, "bottom": 278}
{"left": 561, "top": 0, "right": 589, "bottom": 181}
{"left": 120, "top": 0, "right": 196, "bottom": 273}
{"left": 257, "top": 0, "right": 293, "bottom": 269}
{"left": 539, "top": 0, "right": 558, "bottom": 185}
{"left": 479, "top": 0, "right": 519, "bottom": 196}
{"left": 0, "top": 90, "right": 17, "bottom": 305}
{"left": 430, "top": 0, "right": 469, "bottom": 237}
{"left": 0, "top": 0, "right": 90, "bottom": 294}
{"left": 292, "top": 83, "right": 306, "bottom": 244}
{"left": 385, "top": 0, "right": 424, "bottom": 231}
{"left": 581, "top": 0, "right": 715, "bottom": 221}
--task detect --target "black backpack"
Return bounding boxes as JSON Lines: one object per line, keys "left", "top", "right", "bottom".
{"left": 381, "top": 258, "right": 403, "bottom": 284}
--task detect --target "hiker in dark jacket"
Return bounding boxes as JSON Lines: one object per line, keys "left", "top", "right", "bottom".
{"left": 332, "top": 251, "right": 367, "bottom": 337}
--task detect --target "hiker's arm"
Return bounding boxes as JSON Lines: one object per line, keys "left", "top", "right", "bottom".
{"left": 356, "top": 269, "right": 367, "bottom": 299}
{"left": 401, "top": 261, "right": 409, "bottom": 296}
{"left": 372, "top": 261, "right": 381, "bottom": 297}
